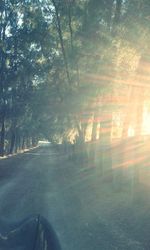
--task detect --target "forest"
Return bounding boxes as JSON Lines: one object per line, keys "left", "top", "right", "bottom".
{"left": 0, "top": 0, "right": 150, "bottom": 176}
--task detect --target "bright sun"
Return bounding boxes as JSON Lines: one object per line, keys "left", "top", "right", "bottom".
{"left": 142, "top": 107, "right": 150, "bottom": 135}
{"left": 128, "top": 107, "right": 150, "bottom": 137}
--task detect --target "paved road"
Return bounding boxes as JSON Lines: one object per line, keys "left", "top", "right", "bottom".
{"left": 0, "top": 146, "right": 148, "bottom": 249}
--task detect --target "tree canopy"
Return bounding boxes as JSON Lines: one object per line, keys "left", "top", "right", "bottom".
{"left": 0, "top": 0, "right": 150, "bottom": 156}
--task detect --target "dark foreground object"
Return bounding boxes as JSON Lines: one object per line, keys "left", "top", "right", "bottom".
{"left": 0, "top": 215, "right": 61, "bottom": 250}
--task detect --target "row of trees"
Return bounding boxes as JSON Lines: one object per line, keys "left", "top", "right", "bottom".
{"left": 0, "top": 0, "right": 150, "bottom": 158}
{"left": 0, "top": 0, "right": 53, "bottom": 155}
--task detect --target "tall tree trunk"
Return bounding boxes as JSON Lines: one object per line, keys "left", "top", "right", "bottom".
{"left": 91, "top": 113, "right": 98, "bottom": 141}
{"left": 52, "top": 0, "right": 71, "bottom": 85}
{"left": 0, "top": 7, "right": 7, "bottom": 157}
{"left": 9, "top": 119, "right": 17, "bottom": 154}
{"left": 134, "top": 88, "right": 144, "bottom": 136}
{"left": 22, "top": 136, "right": 25, "bottom": 150}
{"left": 32, "top": 137, "right": 37, "bottom": 147}
{"left": 9, "top": 130, "right": 16, "bottom": 155}
{"left": 91, "top": 113, "right": 98, "bottom": 164}
{"left": 75, "top": 118, "right": 87, "bottom": 161}
{"left": 26, "top": 137, "right": 31, "bottom": 148}
{"left": 65, "top": 0, "right": 80, "bottom": 86}
{"left": 113, "top": 0, "right": 122, "bottom": 24}
{"left": 0, "top": 116, "right": 5, "bottom": 156}
{"left": 122, "top": 86, "right": 133, "bottom": 138}
{"left": 14, "top": 130, "right": 20, "bottom": 153}
{"left": 112, "top": 0, "right": 122, "bottom": 35}
{"left": 99, "top": 110, "right": 112, "bottom": 174}
{"left": 107, "top": 0, "right": 115, "bottom": 30}
{"left": 65, "top": 0, "right": 73, "bottom": 51}
{"left": 18, "top": 134, "right": 21, "bottom": 151}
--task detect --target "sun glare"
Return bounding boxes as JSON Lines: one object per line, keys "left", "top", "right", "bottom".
{"left": 142, "top": 107, "right": 150, "bottom": 135}
{"left": 128, "top": 126, "right": 135, "bottom": 137}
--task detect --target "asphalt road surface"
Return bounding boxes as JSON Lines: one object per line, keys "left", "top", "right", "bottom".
{"left": 0, "top": 146, "right": 149, "bottom": 250}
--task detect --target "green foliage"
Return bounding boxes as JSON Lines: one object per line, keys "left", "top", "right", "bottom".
{"left": 0, "top": 0, "right": 150, "bottom": 155}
